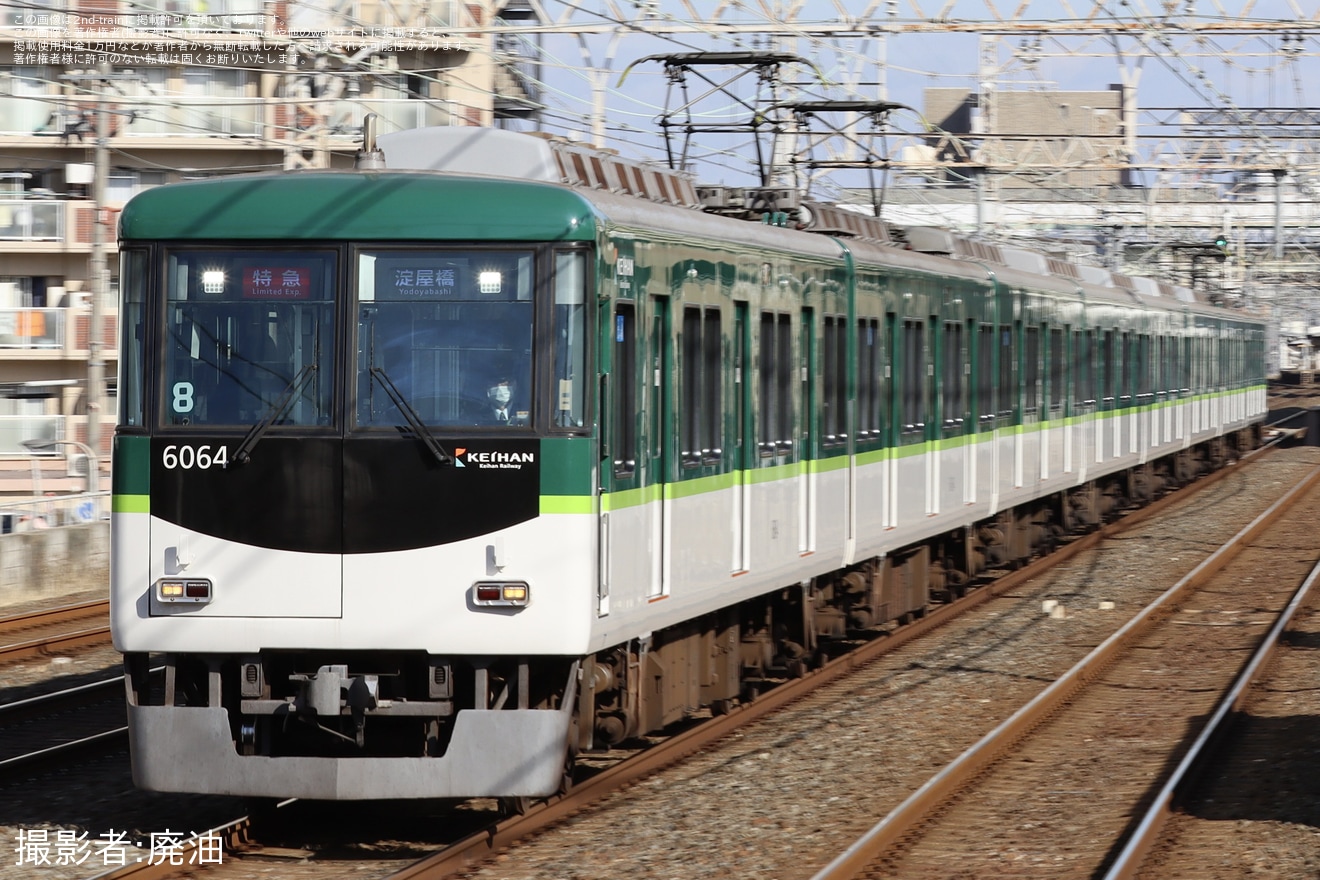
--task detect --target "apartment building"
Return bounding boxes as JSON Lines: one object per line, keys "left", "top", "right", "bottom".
{"left": 0, "top": 0, "right": 518, "bottom": 496}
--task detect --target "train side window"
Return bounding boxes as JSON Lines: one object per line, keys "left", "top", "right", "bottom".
{"left": 612, "top": 303, "right": 636, "bottom": 476}
{"left": 1138, "top": 334, "right": 1153, "bottom": 397}
{"left": 977, "top": 323, "right": 994, "bottom": 426}
{"left": 776, "top": 314, "right": 793, "bottom": 453}
{"left": 1074, "top": 329, "right": 1094, "bottom": 408}
{"left": 758, "top": 312, "right": 775, "bottom": 455}
{"left": 758, "top": 311, "right": 792, "bottom": 455}
{"left": 1048, "top": 327, "right": 1065, "bottom": 417}
{"left": 942, "top": 321, "right": 964, "bottom": 432}
{"left": 681, "top": 306, "right": 720, "bottom": 467}
{"left": 999, "top": 324, "right": 1014, "bottom": 420}
{"left": 1023, "top": 326, "right": 1040, "bottom": 417}
{"left": 823, "top": 315, "right": 847, "bottom": 445}
{"left": 901, "top": 319, "right": 925, "bottom": 435}
{"left": 857, "top": 318, "right": 881, "bottom": 439}
{"left": 1101, "top": 330, "right": 1115, "bottom": 406}
{"left": 553, "top": 252, "right": 588, "bottom": 429}
{"left": 119, "top": 249, "right": 147, "bottom": 428}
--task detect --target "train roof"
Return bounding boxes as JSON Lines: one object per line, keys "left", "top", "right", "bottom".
{"left": 118, "top": 170, "right": 601, "bottom": 243}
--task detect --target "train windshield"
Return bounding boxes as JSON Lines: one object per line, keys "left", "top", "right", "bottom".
{"left": 161, "top": 250, "right": 336, "bottom": 427}
{"left": 355, "top": 249, "right": 535, "bottom": 429}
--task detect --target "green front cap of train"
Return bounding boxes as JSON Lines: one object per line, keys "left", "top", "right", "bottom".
{"left": 120, "top": 172, "right": 601, "bottom": 243}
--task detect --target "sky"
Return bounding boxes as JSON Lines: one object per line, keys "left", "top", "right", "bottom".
{"left": 504, "top": 1, "right": 1320, "bottom": 191}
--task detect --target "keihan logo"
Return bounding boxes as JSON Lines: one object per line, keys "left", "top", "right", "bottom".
{"left": 453, "top": 448, "right": 535, "bottom": 470}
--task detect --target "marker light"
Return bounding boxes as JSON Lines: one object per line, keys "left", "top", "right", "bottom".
{"left": 201, "top": 270, "right": 226, "bottom": 294}
{"left": 156, "top": 577, "right": 213, "bottom": 604}
{"left": 477, "top": 271, "right": 502, "bottom": 294}
{"left": 472, "top": 580, "right": 530, "bottom": 607}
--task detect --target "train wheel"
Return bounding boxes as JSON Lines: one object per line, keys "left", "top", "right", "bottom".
{"left": 710, "top": 698, "right": 733, "bottom": 716}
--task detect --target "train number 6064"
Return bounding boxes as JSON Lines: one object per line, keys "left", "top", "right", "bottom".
{"left": 162, "top": 445, "right": 229, "bottom": 470}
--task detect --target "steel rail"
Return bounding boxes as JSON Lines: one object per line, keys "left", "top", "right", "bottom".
{"left": 382, "top": 447, "right": 1281, "bottom": 880}
{"left": 1102, "top": 554, "right": 1320, "bottom": 880}
{"left": 0, "top": 626, "right": 112, "bottom": 662}
{"left": 0, "top": 598, "right": 107, "bottom": 632}
{"left": 809, "top": 459, "right": 1320, "bottom": 880}
{"left": 0, "top": 598, "right": 111, "bottom": 662}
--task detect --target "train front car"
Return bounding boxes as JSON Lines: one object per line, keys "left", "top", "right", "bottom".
{"left": 112, "top": 151, "right": 597, "bottom": 799}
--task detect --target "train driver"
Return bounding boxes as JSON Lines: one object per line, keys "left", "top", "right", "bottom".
{"left": 479, "top": 376, "right": 527, "bottom": 426}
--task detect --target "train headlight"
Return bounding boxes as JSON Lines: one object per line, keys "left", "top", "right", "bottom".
{"left": 471, "top": 580, "right": 530, "bottom": 608}
{"left": 155, "top": 577, "right": 213, "bottom": 604}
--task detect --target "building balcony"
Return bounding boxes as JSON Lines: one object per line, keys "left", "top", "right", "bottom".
{"left": 0, "top": 98, "right": 455, "bottom": 146}
{"left": 0, "top": 305, "right": 118, "bottom": 361}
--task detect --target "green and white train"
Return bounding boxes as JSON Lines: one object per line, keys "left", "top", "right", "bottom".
{"left": 111, "top": 126, "right": 1266, "bottom": 800}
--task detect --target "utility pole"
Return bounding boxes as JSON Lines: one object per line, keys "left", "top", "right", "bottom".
{"left": 85, "top": 60, "right": 109, "bottom": 497}
{"left": 61, "top": 62, "right": 136, "bottom": 496}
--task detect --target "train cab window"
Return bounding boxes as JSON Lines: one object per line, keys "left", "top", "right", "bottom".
{"left": 681, "top": 306, "right": 722, "bottom": 466}
{"left": 161, "top": 249, "right": 335, "bottom": 428}
{"left": 119, "top": 249, "right": 147, "bottom": 428}
{"left": 553, "top": 251, "right": 588, "bottom": 430}
{"left": 355, "top": 250, "right": 534, "bottom": 430}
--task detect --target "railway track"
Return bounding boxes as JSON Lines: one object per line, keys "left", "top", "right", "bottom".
{"left": 0, "top": 599, "right": 110, "bottom": 664}
{"left": 810, "top": 460, "right": 1320, "bottom": 879}
{"left": 72, "top": 446, "right": 1301, "bottom": 880}
{"left": 0, "top": 675, "right": 128, "bottom": 776}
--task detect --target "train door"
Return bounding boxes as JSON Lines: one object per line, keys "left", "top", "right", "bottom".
{"left": 732, "top": 302, "right": 751, "bottom": 572}
{"left": 599, "top": 299, "right": 643, "bottom": 616}
{"left": 647, "top": 296, "right": 672, "bottom": 599}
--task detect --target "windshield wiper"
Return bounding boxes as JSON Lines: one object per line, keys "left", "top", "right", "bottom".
{"left": 234, "top": 363, "right": 318, "bottom": 465}
{"left": 369, "top": 366, "right": 452, "bottom": 465}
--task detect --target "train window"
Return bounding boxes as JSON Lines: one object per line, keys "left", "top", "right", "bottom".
{"left": 1048, "top": 328, "right": 1064, "bottom": 416}
{"left": 1074, "top": 330, "right": 1094, "bottom": 407}
{"left": 1138, "top": 335, "right": 1153, "bottom": 397}
{"left": 1023, "top": 326, "right": 1040, "bottom": 417}
{"left": 1121, "top": 332, "right": 1134, "bottom": 401}
{"left": 355, "top": 249, "right": 534, "bottom": 430}
{"left": 901, "top": 319, "right": 925, "bottom": 435}
{"left": 553, "top": 252, "right": 588, "bottom": 430}
{"left": 681, "top": 306, "right": 723, "bottom": 465}
{"left": 977, "top": 324, "right": 994, "bottom": 425}
{"left": 998, "top": 325, "right": 1014, "bottom": 419}
{"left": 857, "top": 318, "right": 881, "bottom": 438}
{"left": 162, "top": 249, "right": 335, "bottom": 428}
{"left": 119, "top": 249, "right": 147, "bottom": 428}
{"left": 1101, "top": 330, "right": 1115, "bottom": 405}
{"left": 758, "top": 311, "right": 792, "bottom": 455}
{"left": 823, "top": 316, "right": 847, "bottom": 445}
{"left": 942, "top": 321, "right": 964, "bottom": 432}
{"left": 613, "top": 303, "right": 636, "bottom": 475}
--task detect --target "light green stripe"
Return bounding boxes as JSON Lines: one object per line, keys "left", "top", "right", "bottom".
{"left": 540, "top": 495, "right": 594, "bottom": 515}
{"left": 113, "top": 494, "right": 150, "bottom": 514}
